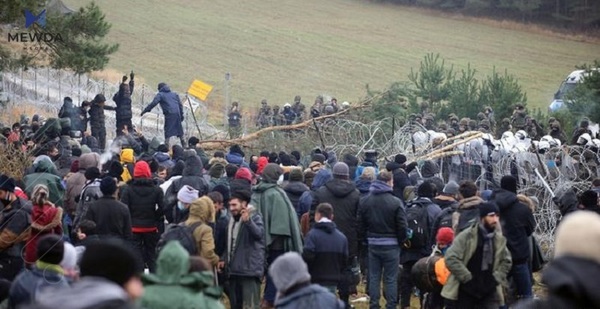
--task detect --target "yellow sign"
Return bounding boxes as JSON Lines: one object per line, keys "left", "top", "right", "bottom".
{"left": 187, "top": 79, "right": 213, "bottom": 101}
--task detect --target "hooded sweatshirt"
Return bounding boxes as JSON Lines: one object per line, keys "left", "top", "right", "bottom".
{"left": 23, "top": 158, "right": 65, "bottom": 207}
{"left": 185, "top": 197, "right": 219, "bottom": 266}
{"left": 140, "top": 242, "right": 224, "bottom": 309}
{"left": 302, "top": 220, "right": 348, "bottom": 286}
{"left": 65, "top": 153, "right": 101, "bottom": 215}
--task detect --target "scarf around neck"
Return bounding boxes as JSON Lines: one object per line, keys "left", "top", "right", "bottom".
{"left": 478, "top": 223, "right": 495, "bottom": 271}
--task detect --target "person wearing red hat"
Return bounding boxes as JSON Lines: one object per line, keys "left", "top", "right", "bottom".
{"left": 120, "top": 161, "right": 165, "bottom": 272}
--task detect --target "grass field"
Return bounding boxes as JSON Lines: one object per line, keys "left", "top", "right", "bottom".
{"left": 63, "top": 0, "right": 600, "bottom": 116}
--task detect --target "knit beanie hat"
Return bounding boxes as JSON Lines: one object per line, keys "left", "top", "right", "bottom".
{"left": 32, "top": 184, "right": 50, "bottom": 205}
{"left": 80, "top": 145, "right": 91, "bottom": 154}
{"left": 312, "top": 153, "right": 326, "bottom": 164}
{"left": 70, "top": 160, "right": 80, "bottom": 173}
{"left": 394, "top": 154, "right": 407, "bottom": 165}
{"left": 212, "top": 184, "right": 231, "bottom": 204}
{"left": 108, "top": 160, "right": 124, "bottom": 179}
{"left": 177, "top": 185, "right": 199, "bottom": 204}
{"left": 61, "top": 242, "right": 78, "bottom": 271}
{"left": 443, "top": 181, "right": 460, "bottom": 196}
{"left": 234, "top": 167, "right": 253, "bottom": 183}
{"left": 479, "top": 202, "right": 499, "bottom": 218}
{"left": 100, "top": 176, "right": 118, "bottom": 196}
{"left": 501, "top": 175, "right": 518, "bottom": 193}
{"left": 262, "top": 163, "right": 283, "bottom": 183}
{"left": 257, "top": 157, "right": 269, "bottom": 175}
{"left": 0, "top": 175, "right": 15, "bottom": 193}
{"left": 554, "top": 211, "right": 600, "bottom": 264}
{"left": 436, "top": 227, "right": 455, "bottom": 246}
{"left": 36, "top": 234, "right": 64, "bottom": 265}
{"left": 268, "top": 252, "right": 311, "bottom": 294}
{"left": 80, "top": 239, "right": 141, "bottom": 285}
{"left": 133, "top": 161, "right": 151, "bottom": 179}
{"left": 289, "top": 168, "right": 304, "bottom": 182}
{"left": 332, "top": 162, "right": 350, "bottom": 177}
{"left": 579, "top": 190, "right": 598, "bottom": 208}
{"left": 209, "top": 163, "right": 226, "bottom": 179}
{"left": 481, "top": 189, "right": 493, "bottom": 201}
{"left": 84, "top": 167, "right": 101, "bottom": 181}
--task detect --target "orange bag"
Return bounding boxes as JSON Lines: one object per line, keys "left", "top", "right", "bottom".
{"left": 434, "top": 257, "right": 451, "bottom": 286}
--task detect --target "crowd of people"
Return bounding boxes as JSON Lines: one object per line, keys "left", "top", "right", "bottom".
{"left": 0, "top": 85, "right": 599, "bottom": 309}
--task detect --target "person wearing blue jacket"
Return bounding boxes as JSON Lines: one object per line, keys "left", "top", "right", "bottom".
{"left": 141, "top": 83, "right": 184, "bottom": 145}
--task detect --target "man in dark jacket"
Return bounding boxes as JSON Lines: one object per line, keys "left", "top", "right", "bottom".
{"left": 490, "top": 175, "right": 536, "bottom": 301}
{"left": 452, "top": 180, "right": 484, "bottom": 233}
{"left": 112, "top": 72, "right": 135, "bottom": 136}
{"left": 431, "top": 181, "right": 460, "bottom": 238}
{"left": 164, "top": 155, "right": 208, "bottom": 223}
{"left": 400, "top": 181, "right": 441, "bottom": 309}
{"left": 359, "top": 171, "right": 407, "bottom": 309}
{"left": 385, "top": 154, "right": 411, "bottom": 202}
{"left": 120, "top": 161, "right": 164, "bottom": 273}
{"left": 58, "top": 96, "right": 78, "bottom": 133}
{"left": 284, "top": 169, "right": 309, "bottom": 220}
{"left": 85, "top": 176, "right": 132, "bottom": 241}
{"left": 0, "top": 175, "right": 32, "bottom": 281}
{"left": 311, "top": 162, "right": 360, "bottom": 307}
{"left": 579, "top": 190, "right": 600, "bottom": 214}
{"left": 303, "top": 203, "right": 348, "bottom": 293}
{"left": 88, "top": 94, "right": 115, "bottom": 151}
{"left": 224, "top": 190, "right": 265, "bottom": 309}
{"left": 141, "top": 82, "right": 184, "bottom": 145}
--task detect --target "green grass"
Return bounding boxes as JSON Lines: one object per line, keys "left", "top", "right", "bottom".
{"left": 65, "top": 0, "right": 600, "bottom": 116}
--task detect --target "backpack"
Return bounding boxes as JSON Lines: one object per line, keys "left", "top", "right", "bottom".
{"left": 156, "top": 222, "right": 203, "bottom": 255}
{"left": 404, "top": 200, "right": 431, "bottom": 250}
{"left": 437, "top": 205, "right": 456, "bottom": 231}
{"left": 73, "top": 179, "right": 103, "bottom": 233}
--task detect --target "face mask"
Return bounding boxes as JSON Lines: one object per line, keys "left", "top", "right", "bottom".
{"left": 177, "top": 201, "right": 185, "bottom": 211}
{"left": 441, "top": 247, "right": 449, "bottom": 255}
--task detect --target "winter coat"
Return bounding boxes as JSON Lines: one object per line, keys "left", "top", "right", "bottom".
{"left": 184, "top": 198, "right": 219, "bottom": 266}
{"left": 225, "top": 152, "right": 248, "bottom": 168}
{"left": 9, "top": 262, "right": 68, "bottom": 309}
{"left": 355, "top": 179, "right": 371, "bottom": 197}
{"left": 302, "top": 221, "right": 348, "bottom": 286}
{"left": 251, "top": 182, "right": 303, "bottom": 253}
{"left": 120, "top": 178, "right": 164, "bottom": 229}
{"left": 490, "top": 189, "right": 536, "bottom": 264}
{"left": 441, "top": 222, "right": 512, "bottom": 302}
{"left": 24, "top": 204, "right": 63, "bottom": 265}
{"left": 89, "top": 102, "right": 114, "bottom": 130}
{"left": 400, "top": 197, "right": 442, "bottom": 263}
{"left": 229, "top": 179, "right": 251, "bottom": 195}
{"left": 214, "top": 209, "right": 231, "bottom": 257}
{"left": 297, "top": 169, "right": 332, "bottom": 221}
{"left": 431, "top": 195, "right": 458, "bottom": 240}
{"left": 386, "top": 161, "right": 411, "bottom": 201}
{"left": 452, "top": 196, "right": 483, "bottom": 233}
{"left": 32, "top": 277, "right": 140, "bottom": 309}
{"left": 154, "top": 152, "right": 175, "bottom": 169}
{"left": 514, "top": 256, "right": 600, "bottom": 309}
{"left": 143, "top": 84, "right": 183, "bottom": 117}
{"left": 23, "top": 159, "right": 65, "bottom": 207}
{"left": 65, "top": 153, "right": 101, "bottom": 215}
{"left": 73, "top": 106, "right": 89, "bottom": 133}
{"left": 85, "top": 196, "right": 132, "bottom": 241}
{"left": 165, "top": 155, "right": 208, "bottom": 223}
{"left": 113, "top": 79, "right": 134, "bottom": 121}
{"left": 312, "top": 178, "right": 360, "bottom": 258}
{"left": 0, "top": 198, "right": 32, "bottom": 259}
{"left": 274, "top": 284, "right": 345, "bottom": 309}
{"left": 358, "top": 180, "right": 407, "bottom": 245}
{"left": 72, "top": 178, "right": 103, "bottom": 236}
{"left": 226, "top": 210, "right": 266, "bottom": 278}
{"left": 284, "top": 181, "right": 309, "bottom": 220}
{"left": 140, "top": 242, "right": 224, "bottom": 309}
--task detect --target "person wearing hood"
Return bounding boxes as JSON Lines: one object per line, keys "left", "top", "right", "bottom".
{"left": 65, "top": 152, "right": 101, "bottom": 217}
{"left": 164, "top": 155, "right": 208, "bottom": 223}
{"left": 224, "top": 190, "right": 265, "bottom": 309}
{"left": 120, "top": 161, "right": 165, "bottom": 273}
{"left": 298, "top": 168, "right": 332, "bottom": 233}
{"left": 140, "top": 241, "right": 224, "bottom": 309}
{"left": 120, "top": 148, "right": 136, "bottom": 183}
{"left": 250, "top": 163, "right": 303, "bottom": 308}
{"left": 385, "top": 154, "right": 412, "bottom": 202}
{"left": 359, "top": 171, "right": 407, "bottom": 309}
{"left": 112, "top": 72, "right": 135, "bottom": 136}
{"left": 29, "top": 240, "right": 144, "bottom": 309}
{"left": 515, "top": 212, "right": 600, "bottom": 309}
{"left": 354, "top": 150, "right": 379, "bottom": 181}
{"left": 442, "top": 203, "right": 512, "bottom": 309}
{"left": 153, "top": 144, "right": 174, "bottom": 169}
{"left": 302, "top": 203, "right": 348, "bottom": 294}
{"left": 9, "top": 235, "right": 68, "bottom": 309}
{"left": 88, "top": 93, "right": 115, "bottom": 151}
{"left": 0, "top": 175, "right": 32, "bottom": 281}
{"left": 58, "top": 97, "right": 78, "bottom": 132}
{"left": 355, "top": 166, "right": 375, "bottom": 197}
{"left": 24, "top": 185, "right": 63, "bottom": 266}
{"left": 452, "top": 180, "right": 484, "bottom": 234}
{"left": 412, "top": 160, "right": 444, "bottom": 193}
{"left": 170, "top": 185, "right": 198, "bottom": 225}
{"left": 311, "top": 162, "right": 360, "bottom": 307}
{"left": 269, "top": 252, "right": 345, "bottom": 309}
{"left": 23, "top": 156, "right": 65, "bottom": 208}
{"left": 231, "top": 167, "right": 253, "bottom": 193}
{"left": 184, "top": 196, "right": 219, "bottom": 267}
{"left": 141, "top": 83, "right": 185, "bottom": 145}
{"left": 284, "top": 168, "right": 309, "bottom": 220}
{"left": 489, "top": 175, "right": 536, "bottom": 302}
{"left": 342, "top": 153, "right": 359, "bottom": 183}
{"left": 431, "top": 181, "right": 460, "bottom": 241}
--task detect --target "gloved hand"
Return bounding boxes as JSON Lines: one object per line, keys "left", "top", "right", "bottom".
{"left": 140, "top": 111, "right": 146, "bottom": 117}
{"left": 122, "top": 75, "right": 127, "bottom": 83}
{"left": 130, "top": 70, "right": 135, "bottom": 80}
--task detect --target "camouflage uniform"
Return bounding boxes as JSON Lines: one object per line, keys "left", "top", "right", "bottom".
{"left": 497, "top": 118, "right": 512, "bottom": 139}
{"left": 228, "top": 102, "right": 242, "bottom": 138}
{"left": 257, "top": 99, "right": 271, "bottom": 128}
{"left": 458, "top": 118, "right": 469, "bottom": 133}
{"left": 511, "top": 104, "right": 528, "bottom": 131}
{"left": 292, "top": 95, "right": 305, "bottom": 122}
{"left": 272, "top": 105, "right": 284, "bottom": 126}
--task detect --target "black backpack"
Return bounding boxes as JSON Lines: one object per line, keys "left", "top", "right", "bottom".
{"left": 156, "top": 222, "right": 203, "bottom": 255}
{"left": 405, "top": 200, "right": 431, "bottom": 250}
{"left": 437, "top": 204, "right": 457, "bottom": 230}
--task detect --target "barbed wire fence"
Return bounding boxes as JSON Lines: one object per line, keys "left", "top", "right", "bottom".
{"left": 0, "top": 67, "right": 222, "bottom": 142}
